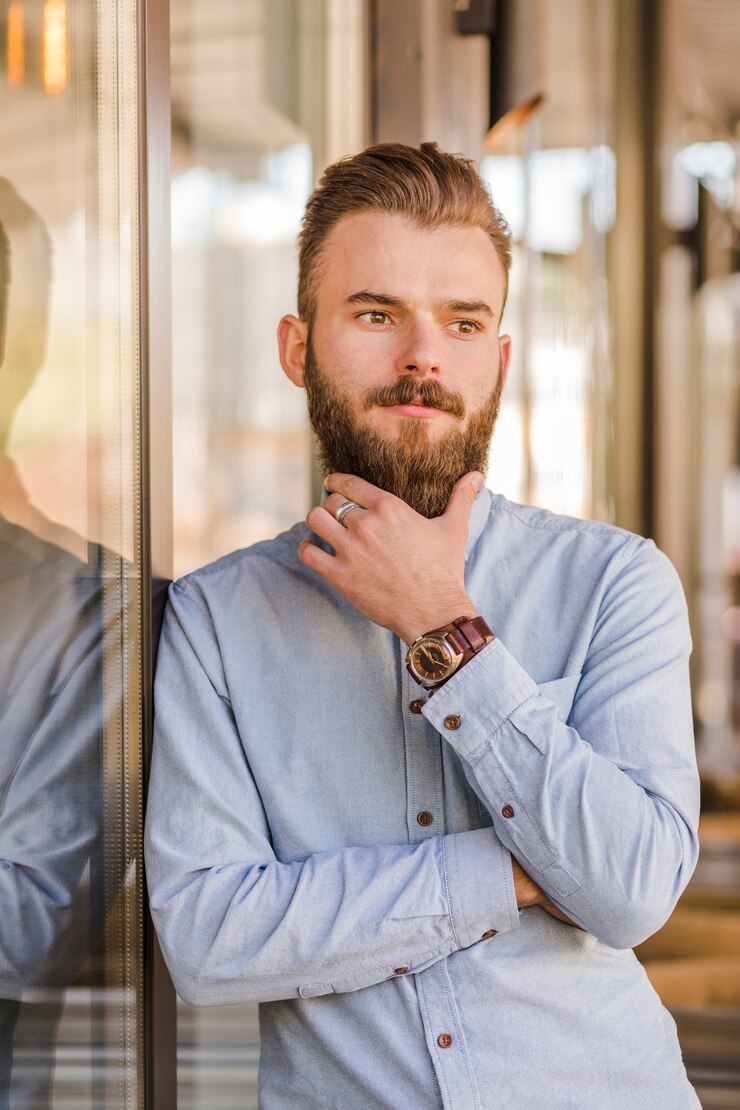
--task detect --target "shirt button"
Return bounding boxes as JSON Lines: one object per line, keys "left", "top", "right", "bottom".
{"left": 394, "top": 966, "right": 409, "bottom": 975}
{"left": 417, "top": 810, "right": 434, "bottom": 827}
{"left": 501, "top": 804, "right": 515, "bottom": 818}
{"left": 481, "top": 929, "right": 497, "bottom": 940}
{"left": 409, "top": 698, "right": 424, "bottom": 714}
{"left": 443, "top": 714, "right": 461, "bottom": 730}
{"left": 437, "top": 1033, "right": 454, "bottom": 1049}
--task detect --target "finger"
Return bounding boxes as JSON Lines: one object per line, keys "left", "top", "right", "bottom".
{"left": 324, "top": 473, "right": 395, "bottom": 511}
{"left": 323, "top": 493, "right": 366, "bottom": 527}
{"left": 298, "top": 539, "right": 340, "bottom": 581}
{"left": 442, "top": 471, "right": 484, "bottom": 523}
{"left": 305, "top": 504, "right": 348, "bottom": 547}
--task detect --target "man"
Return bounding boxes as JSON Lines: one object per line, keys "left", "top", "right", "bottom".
{"left": 0, "top": 180, "right": 117, "bottom": 1105}
{"left": 146, "top": 143, "right": 700, "bottom": 1108}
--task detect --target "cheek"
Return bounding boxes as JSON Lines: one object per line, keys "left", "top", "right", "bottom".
{"left": 463, "top": 348, "right": 502, "bottom": 403}
{"left": 315, "top": 325, "right": 394, "bottom": 389}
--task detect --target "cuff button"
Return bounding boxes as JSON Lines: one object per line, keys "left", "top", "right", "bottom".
{"left": 443, "top": 714, "right": 461, "bottom": 730}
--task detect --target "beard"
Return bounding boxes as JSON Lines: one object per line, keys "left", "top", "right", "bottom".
{"left": 303, "top": 338, "right": 503, "bottom": 518}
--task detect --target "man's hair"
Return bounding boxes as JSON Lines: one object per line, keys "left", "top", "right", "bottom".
{"left": 297, "top": 141, "right": 512, "bottom": 326}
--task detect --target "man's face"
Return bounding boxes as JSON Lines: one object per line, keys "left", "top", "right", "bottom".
{"left": 280, "top": 211, "right": 511, "bottom": 517}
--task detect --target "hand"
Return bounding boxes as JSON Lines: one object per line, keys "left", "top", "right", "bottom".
{"left": 298, "top": 471, "right": 485, "bottom": 644}
{"left": 512, "top": 857, "right": 580, "bottom": 929}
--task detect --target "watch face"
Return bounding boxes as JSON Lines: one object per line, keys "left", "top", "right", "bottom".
{"left": 409, "top": 636, "right": 456, "bottom": 685}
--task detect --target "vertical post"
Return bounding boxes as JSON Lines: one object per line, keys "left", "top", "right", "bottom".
{"left": 608, "top": 0, "right": 660, "bottom": 536}
{"left": 371, "top": 0, "right": 489, "bottom": 156}
{"left": 138, "top": 0, "right": 176, "bottom": 1106}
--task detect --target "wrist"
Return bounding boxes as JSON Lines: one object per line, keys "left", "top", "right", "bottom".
{"left": 399, "top": 598, "right": 479, "bottom": 647}
{"left": 405, "top": 613, "right": 495, "bottom": 691}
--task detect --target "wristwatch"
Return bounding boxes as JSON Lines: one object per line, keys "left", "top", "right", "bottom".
{"left": 405, "top": 615, "right": 495, "bottom": 690}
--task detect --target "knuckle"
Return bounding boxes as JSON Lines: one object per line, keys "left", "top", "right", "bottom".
{"left": 352, "top": 512, "right": 370, "bottom": 536}
{"left": 377, "top": 497, "right": 398, "bottom": 523}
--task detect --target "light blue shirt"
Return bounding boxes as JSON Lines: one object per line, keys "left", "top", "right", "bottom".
{"left": 145, "top": 489, "right": 700, "bottom": 1109}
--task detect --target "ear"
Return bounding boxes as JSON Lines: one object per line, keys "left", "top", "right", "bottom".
{"left": 498, "top": 334, "right": 512, "bottom": 391}
{"left": 277, "top": 314, "right": 309, "bottom": 387}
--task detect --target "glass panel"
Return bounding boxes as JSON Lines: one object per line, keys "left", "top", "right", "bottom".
{"left": 650, "top": 2, "right": 740, "bottom": 1098}
{"left": 0, "top": 1, "right": 144, "bottom": 1104}
{"left": 169, "top": 1, "right": 365, "bottom": 1103}
{"left": 482, "top": 0, "right": 615, "bottom": 524}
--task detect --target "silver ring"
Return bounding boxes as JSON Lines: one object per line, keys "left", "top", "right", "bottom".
{"left": 334, "top": 500, "right": 361, "bottom": 527}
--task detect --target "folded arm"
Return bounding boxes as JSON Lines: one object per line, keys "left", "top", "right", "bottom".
{"left": 423, "top": 540, "right": 700, "bottom": 949}
{"left": 145, "top": 582, "right": 520, "bottom": 1007}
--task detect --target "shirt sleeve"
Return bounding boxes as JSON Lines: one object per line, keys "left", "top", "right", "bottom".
{"left": 0, "top": 579, "right": 111, "bottom": 996}
{"left": 423, "top": 538, "right": 700, "bottom": 951}
{"left": 144, "top": 581, "right": 520, "bottom": 1007}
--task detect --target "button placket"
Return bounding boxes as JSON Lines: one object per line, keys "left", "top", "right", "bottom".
{"left": 415, "top": 960, "right": 482, "bottom": 1109}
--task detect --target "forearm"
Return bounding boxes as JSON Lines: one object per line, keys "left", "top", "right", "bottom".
{"left": 424, "top": 637, "right": 699, "bottom": 948}
{"left": 146, "top": 825, "right": 519, "bottom": 1006}
{"left": 150, "top": 580, "right": 525, "bottom": 1006}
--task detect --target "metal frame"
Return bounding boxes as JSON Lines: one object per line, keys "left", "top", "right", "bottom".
{"left": 137, "top": 0, "right": 177, "bottom": 1105}
{"left": 608, "top": 0, "right": 661, "bottom": 537}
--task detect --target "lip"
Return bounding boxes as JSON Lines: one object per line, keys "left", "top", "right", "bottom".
{"left": 383, "top": 403, "right": 448, "bottom": 419}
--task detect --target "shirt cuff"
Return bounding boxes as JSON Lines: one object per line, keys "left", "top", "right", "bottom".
{"left": 422, "top": 637, "right": 539, "bottom": 759}
{"left": 444, "top": 829, "right": 520, "bottom": 948}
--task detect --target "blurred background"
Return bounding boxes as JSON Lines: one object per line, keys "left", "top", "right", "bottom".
{"left": 1, "top": 0, "right": 738, "bottom": 1106}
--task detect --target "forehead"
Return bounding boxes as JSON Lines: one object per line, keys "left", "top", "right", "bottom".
{"left": 315, "top": 211, "right": 507, "bottom": 310}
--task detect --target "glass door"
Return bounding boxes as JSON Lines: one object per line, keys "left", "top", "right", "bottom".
{"left": 0, "top": 0, "right": 155, "bottom": 1103}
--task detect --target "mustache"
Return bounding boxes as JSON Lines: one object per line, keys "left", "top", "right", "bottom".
{"left": 363, "top": 377, "right": 465, "bottom": 417}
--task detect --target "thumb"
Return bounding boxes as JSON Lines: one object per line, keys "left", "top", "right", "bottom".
{"left": 444, "top": 471, "right": 484, "bottom": 523}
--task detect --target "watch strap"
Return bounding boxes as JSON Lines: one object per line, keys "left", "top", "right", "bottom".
{"left": 405, "top": 615, "right": 495, "bottom": 691}
{"left": 444, "top": 615, "right": 494, "bottom": 658}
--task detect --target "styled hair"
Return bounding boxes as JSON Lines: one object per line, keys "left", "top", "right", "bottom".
{"left": 297, "top": 141, "right": 512, "bottom": 325}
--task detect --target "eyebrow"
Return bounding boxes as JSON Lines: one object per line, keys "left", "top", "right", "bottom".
{"left": 346, "top": 291, "right": 495, "bottom": 318}
{"left": 346, "top": 291, "right": 406, "bottom": 309}
{"left": 444, "top": 299, "right": 494, "bottom": 318}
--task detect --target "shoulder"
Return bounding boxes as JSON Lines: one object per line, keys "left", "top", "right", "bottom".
{"left": 488, "top": 493, "right": 638, "bottom": 548}
{"left": 478, "top": 491, "right": 684, "bottom": 608}
{"left": 170, "top": 522, "right": 310, "bottom": 602}
{"left": 483, "top": 492, "right": 669, "bottom": 569}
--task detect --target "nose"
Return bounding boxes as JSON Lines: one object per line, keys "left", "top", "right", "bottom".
{"left": 395, "top": 318, "right": 442, "bottom": 377}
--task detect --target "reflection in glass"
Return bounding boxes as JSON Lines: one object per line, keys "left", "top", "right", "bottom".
{"left": 0, "top": 180, "right": 101, "bottom": 1104}
{"left": 1, "top": 0, "right": 144, "bottom": 1101}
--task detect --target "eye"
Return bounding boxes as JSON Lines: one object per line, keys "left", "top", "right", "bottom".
{"left": 358, "top": 310, "right": 391, "bottom": 325}
{"left": 451, "top": 319, "right": 481, "bottom": 335}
